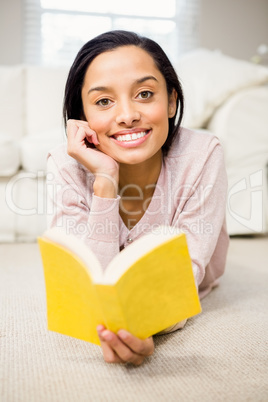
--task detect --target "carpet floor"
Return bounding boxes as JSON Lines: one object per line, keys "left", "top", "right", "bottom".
{"left": 0, "top": 236, "right": 267, "bottom": 402}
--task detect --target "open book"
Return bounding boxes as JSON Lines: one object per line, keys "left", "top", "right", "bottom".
{"left": 38, "top": 226, "right": 201, "bottom": 345}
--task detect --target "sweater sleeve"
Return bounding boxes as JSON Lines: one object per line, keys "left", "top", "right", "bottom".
{"left": 174, "top": 139, "right": 229, "bottom": 291}
{"left": 46, "top": 154, "right": 121, "bottom": 270}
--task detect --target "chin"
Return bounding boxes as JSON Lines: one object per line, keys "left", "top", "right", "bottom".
{"left": 118, "top": 151, "right": 160, "bottom": 166}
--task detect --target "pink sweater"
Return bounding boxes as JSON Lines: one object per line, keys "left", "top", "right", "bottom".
{"left": 47, "top": 127, "right": 229, "bottom": 299}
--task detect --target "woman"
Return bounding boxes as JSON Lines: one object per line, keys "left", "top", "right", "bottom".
{"left": 47, "top": 30, "right": 229, "bottom": 365}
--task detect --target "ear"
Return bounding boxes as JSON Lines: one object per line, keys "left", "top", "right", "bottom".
{"left": 168, "top": 89, "right": 177, "bottom": 118}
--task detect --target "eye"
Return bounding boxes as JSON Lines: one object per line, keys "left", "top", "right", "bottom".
{"left": 96, "top": 98, "right": 111, "bottom": 107}
{"left": 138, "top": 91, "right": 153, "bottom": 100}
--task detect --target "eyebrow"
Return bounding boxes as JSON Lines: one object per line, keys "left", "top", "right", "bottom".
{"left": 136, "top": 75, "right": 158, "bottom": 84}
{"left": 87, "top": 75, "right": 158, "bottom": 95}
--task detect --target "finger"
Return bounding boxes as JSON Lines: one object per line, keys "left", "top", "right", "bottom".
{"left": 85, "top": 132, "right": 99, "bottom": 146}
{"left": 68, "top": 126, "right": 86, "bottom": 149}
{"left": 100, "top": 330, "right": 145, "bottom": 365}
{"left": 99, "top": 337, "right": 124, "bottom": 364}
{"left": 66, "top": 119, "right": 79, "bottom": 141}
{"left": 67, "top": 118, "right": 88, "bottom": 127}
{"left": 74, "top": 122, "right": 99, "bottom": 146}
{"left": 66, "top": 120, "right": 88, "bottom": 149}
{"left": 75, "top": 120, "right": 88, "bottom": 126}
{"left": 68, "top": 125, "right": 98, "bottom": 149}
{"left": 117, "top": 330, "right": 154, "bottom": 357}
{"left": 67, "top": 119, "right": 97, "bottom": 143}
{"left": 97, "top": 326, "right": 125, "bottom": 364}
{"left": 76, "top": 126, "right": 88, "bottom": 142}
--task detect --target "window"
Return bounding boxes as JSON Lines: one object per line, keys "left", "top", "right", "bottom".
{"left": 23, "top": 0, "right": 200, "bottom": 66}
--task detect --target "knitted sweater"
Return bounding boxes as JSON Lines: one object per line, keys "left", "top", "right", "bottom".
{"left": 47, "top": 127, "right": 229, "bottom": 299}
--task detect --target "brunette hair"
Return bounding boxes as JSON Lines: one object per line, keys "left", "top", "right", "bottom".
{"left": 63, "top": 30, "right": 184, "bottom": 155}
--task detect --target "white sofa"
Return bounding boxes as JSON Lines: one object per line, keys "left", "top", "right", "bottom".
{"left": 1, "top": 49, "right": 268, "bottom": 242}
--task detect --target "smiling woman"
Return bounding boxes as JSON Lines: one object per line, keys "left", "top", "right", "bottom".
{"left": 47, "top": 30, "right": 229, "bottom": 366}
{"left": 80, "top": 46, "right": 176, "bottom": 164}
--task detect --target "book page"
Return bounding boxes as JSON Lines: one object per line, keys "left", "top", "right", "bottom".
{"left": 103, "top": 226, "right": 183, "bottom": 284}
{"left": 42, "top": 226, "right": 183, "bottom": 285}
{"left": 42, "top": 228, "right": 103, "bottom": 282}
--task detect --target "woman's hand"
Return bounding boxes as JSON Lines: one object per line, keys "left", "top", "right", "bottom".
{"left": 67, "top": 119, "right": 119, "bottom": 197}
{"left": 97, "top": 325, "right": 154, "bottom": 366}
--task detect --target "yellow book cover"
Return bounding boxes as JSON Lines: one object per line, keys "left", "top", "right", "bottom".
{"left": 38, "top": 226, "right": 201, "bottom": 346}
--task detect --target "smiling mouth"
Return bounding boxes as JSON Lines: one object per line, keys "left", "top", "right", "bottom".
{"left": 112, "top": 130, "right": 149, "bottom": 142}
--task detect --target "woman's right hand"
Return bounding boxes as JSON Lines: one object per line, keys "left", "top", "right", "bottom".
{"left": 67, "top": 119, "right": 119, "bottom": 198}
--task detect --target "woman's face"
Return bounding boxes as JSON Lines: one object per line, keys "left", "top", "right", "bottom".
{"left": 81, "top": 45, "right": 177, "bottom": 165}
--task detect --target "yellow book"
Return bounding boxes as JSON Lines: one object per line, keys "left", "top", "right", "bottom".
{"left": 38, "top": 226, "right": 201, "bottom": 346}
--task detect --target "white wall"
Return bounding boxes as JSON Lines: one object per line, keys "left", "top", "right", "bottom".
{"left": 199, "top": 0, "right": 268, "bottom": 60}
{"left": 0, "top": 0, "right": 23, "bottom": 64}
{"left": 0, "top": 0, "right": 267, "bottom": 64}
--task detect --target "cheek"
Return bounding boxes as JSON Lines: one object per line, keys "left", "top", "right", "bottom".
{"left": 84, "top": 110, "right": 111, "bottom": 135}
{"left": 149, "top": 103, "right": 170, "bottom": 130}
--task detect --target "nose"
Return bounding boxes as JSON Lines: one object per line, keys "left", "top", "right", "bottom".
{"left": 115, "top": 101, "right": 141, "bottom": 126}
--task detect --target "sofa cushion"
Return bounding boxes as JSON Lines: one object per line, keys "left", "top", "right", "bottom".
{"left": 0, "top": 136, "right": 21, "bottom": 176}
{"left": 208, "top": 86, "right": 268, "bottom": 167}
{"left": 0, "top": 179, "right": 16, "bottom": 241}
{"left": 20, "top": 129, "right": 66, "bottom": 172}
{"left": 176, "top": 49, "right": 268, "bottom": 128}
{"left": 208, "top": 86, "right": 268, "bottom": 235}
{"left": 25, "top": 66, "right": 69, "bottom": 137}
{"left": 0, "top": 65, "right": 24, "bottom": 140}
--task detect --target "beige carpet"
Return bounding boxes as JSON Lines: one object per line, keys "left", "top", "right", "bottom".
{"left": 0, "top": 236, "right": 268, "bottom": 402}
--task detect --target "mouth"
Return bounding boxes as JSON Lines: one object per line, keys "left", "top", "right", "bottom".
{"left": 110, "top": 130, "right": 151, "bottom": 148}
{"left": 112, "top": 130, "right": 149, "bottom": 142}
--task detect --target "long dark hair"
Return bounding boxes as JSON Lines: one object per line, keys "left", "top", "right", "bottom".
{"left": 63, "top": 30, "right": 184, "bottom": 155}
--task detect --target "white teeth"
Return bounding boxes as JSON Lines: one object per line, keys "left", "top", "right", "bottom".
{"left": 115, "top": 131, "right": 147, "bottom": 142}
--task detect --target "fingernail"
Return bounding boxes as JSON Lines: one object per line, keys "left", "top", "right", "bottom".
{"left": 103, "top": 331, "right": 113, "bottom": 341}
{"left": 96, "top": 325, "right": 104, "bottom": 333}
{"left": 118, "top": 330, "right": 128, "bottom": 340}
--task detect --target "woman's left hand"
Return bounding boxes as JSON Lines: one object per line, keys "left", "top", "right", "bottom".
{"left": 97, "top": 325, "right": 154, "bottom": 366}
